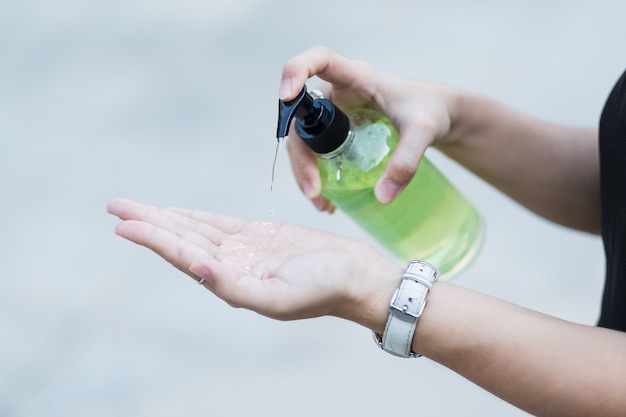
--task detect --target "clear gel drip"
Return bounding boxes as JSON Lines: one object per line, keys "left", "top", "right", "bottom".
{"left": 271, "top": 137, "right": 284, "bottom": 193}
{"left": 269, "top": 137, "right": 285, "bottom": 219}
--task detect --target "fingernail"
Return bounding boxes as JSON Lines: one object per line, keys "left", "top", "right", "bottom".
{"left": 311, "top": 196, "right": 326, "bottom": 211}
{"left": 376, "top": 180, "right": 401, "bottom": 204}
{"left": 279, "top": 78, "right": 292, "bottom": 100}
{"left": 302, "top": 180, "right": 316, "bottom": 199}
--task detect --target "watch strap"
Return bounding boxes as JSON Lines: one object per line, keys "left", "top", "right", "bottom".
{"left": 375, "top": 260, "right": 439, "bottom": 358}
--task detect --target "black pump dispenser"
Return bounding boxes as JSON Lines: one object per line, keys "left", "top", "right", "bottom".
{"left": 277, "top": 85, "right": 350, "bottom": 154}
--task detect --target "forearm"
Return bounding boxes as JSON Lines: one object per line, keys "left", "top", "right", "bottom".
{"left": 109, "top": 197, "right": 624, "bottom": 415}
{"left": 436, "top": 91, "right": 601, "bottom": 233}
{"left": 413, "top": 283, "right": 626, "bottom": 417}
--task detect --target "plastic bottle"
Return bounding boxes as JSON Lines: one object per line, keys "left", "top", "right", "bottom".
{"left": 276, "top": 86, "right": 482, "bottom": 278}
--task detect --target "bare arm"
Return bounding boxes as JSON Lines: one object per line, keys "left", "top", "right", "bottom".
{"left": 281, "top": 46, "right": 601, "bottom": 233}
{"left": 109, "top": 198, "right": 625, "bottom": 417}
{"left": 412, "top": 283, "right": 626, "bottom": 417}
{"left": 438, "top": 91, "right": 600, "bottom": 233}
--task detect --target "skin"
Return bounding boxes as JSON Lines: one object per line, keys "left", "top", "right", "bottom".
{"left": 109, "top": 46, "right": 622, "bottom": 416}
{"left": 108, "top": 197, "right": 626, "bottom": 417}
{"left": 280, "top": 46, "right": 600, "bottom": 233}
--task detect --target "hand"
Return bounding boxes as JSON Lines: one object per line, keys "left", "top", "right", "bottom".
{"left": 279, "top": 45, "right": 456, "bottom": 209}
{"left": 107, "top": 198, "right": 401, "bottom": 331}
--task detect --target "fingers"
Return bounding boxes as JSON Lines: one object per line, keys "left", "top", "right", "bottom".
{"left": 279, "top": 45, "right": 365, "bottom": 101}
{"left": 166, "top": 206, "right": 245, "bottom": 235}
{"left": 108, "top": 198, "right": 229, "bottom": 254}
{"left": 374, "top": 122, "right": 431, "bottom": 204}
{"left": 279, "top": 47, "right": 452, "bottom": 207}
{"left": 107, "top": 197, "right": 150, "bottom": 222}
{"left": 373, "top": 84, "right": 452, "bottom": 204}
{"left": 285, "top": 137, "right": 319, "bottom": 197}
{"left": 108, "top": 198, "right": 242, "bottom": 238}
{"left": 109, "top": 198, "right": 262, "bottom": 306}
{"left": 189, "top": 259, "right": 274, "bottom": 313}
{"left": 280, "top": 46, "right": 365, "bottom": 213}
{"left": 279, "top": 45, "right": 335, "bottom": 100}
{"left": 115, "top": 218, "right": 214, "bottom": 279}
{"left": 285, "top": 137, "right": 335, "bottom": 212}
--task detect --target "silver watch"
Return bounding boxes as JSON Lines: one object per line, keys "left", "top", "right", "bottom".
{"left": 373, "top": 260, "right": 439, "bottom": 358}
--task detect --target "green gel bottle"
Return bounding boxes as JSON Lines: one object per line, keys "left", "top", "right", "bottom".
{"left": 277, "top": 86, "right": 483, "bottom": 279}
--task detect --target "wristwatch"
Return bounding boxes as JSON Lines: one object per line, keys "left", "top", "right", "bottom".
{"left": 373, "top": 260, "right": 439, "bottom": 358}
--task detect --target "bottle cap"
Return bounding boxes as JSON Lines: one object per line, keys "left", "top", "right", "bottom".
{"left": 276, "top": 85, "right": 350, "bottom": 154}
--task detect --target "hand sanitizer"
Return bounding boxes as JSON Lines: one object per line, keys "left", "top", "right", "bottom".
{"left": 277, "top": 86, "right": 483, "bottom": 278}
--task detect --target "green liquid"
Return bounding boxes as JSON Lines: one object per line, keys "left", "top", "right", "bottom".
{"left": 318, "top": 109, "right": 483, "bottom": 279}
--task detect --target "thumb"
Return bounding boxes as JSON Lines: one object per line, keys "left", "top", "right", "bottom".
{"left": 374, "top": 126, "right": 430, "bottom": 204}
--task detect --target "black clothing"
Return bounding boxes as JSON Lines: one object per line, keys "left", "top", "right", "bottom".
{"left": 599, "top": 68, "right": 626, "bottom": 331}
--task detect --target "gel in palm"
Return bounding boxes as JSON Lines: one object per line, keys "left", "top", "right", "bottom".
{"left": 277, "top": 87, "right": 482, "bottom": 278}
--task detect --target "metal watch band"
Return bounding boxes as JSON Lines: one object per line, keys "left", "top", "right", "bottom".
{"left": 374, "top": 260, "right": 439, "bottom": 358}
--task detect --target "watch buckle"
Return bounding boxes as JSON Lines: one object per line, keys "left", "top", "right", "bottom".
{"left": 389, "top": 285, "right": 427, "bottom": 321}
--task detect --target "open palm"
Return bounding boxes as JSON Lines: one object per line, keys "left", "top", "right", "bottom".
{"left": 108, "top": 198, "right": 395, "bottom": 324}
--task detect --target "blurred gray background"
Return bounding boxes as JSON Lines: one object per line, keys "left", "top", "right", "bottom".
{"left": 1, "top": 1, "right": 624, "bottom": 416}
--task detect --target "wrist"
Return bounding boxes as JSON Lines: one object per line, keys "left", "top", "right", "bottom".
{"left": 374, "top": 260, "right": 440, "bottom": 358}
{"left": 412, "top": 81, "right": 464, "bottom": 146}
{"left": 437, "top": 87, "right": 476, "bottom": 148}
{"left": 439, "top": 91, "right": 514, "bottom": 153}
{"left": 340, "top": 258, "right": 403, "bottom": 334}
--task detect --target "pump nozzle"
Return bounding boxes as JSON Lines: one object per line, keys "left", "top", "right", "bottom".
{"left": 276, "top": 85, "right": 314, "bottom": 139}
{"left": 276, "top": 85, "right": 350, "bottom": 154}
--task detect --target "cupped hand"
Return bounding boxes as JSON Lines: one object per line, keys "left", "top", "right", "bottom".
{"left": 107, "top": 198, "right": 400, "bottom": 331}
{"left": 279, "top": 45, "right": 456, "bottom": 209}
